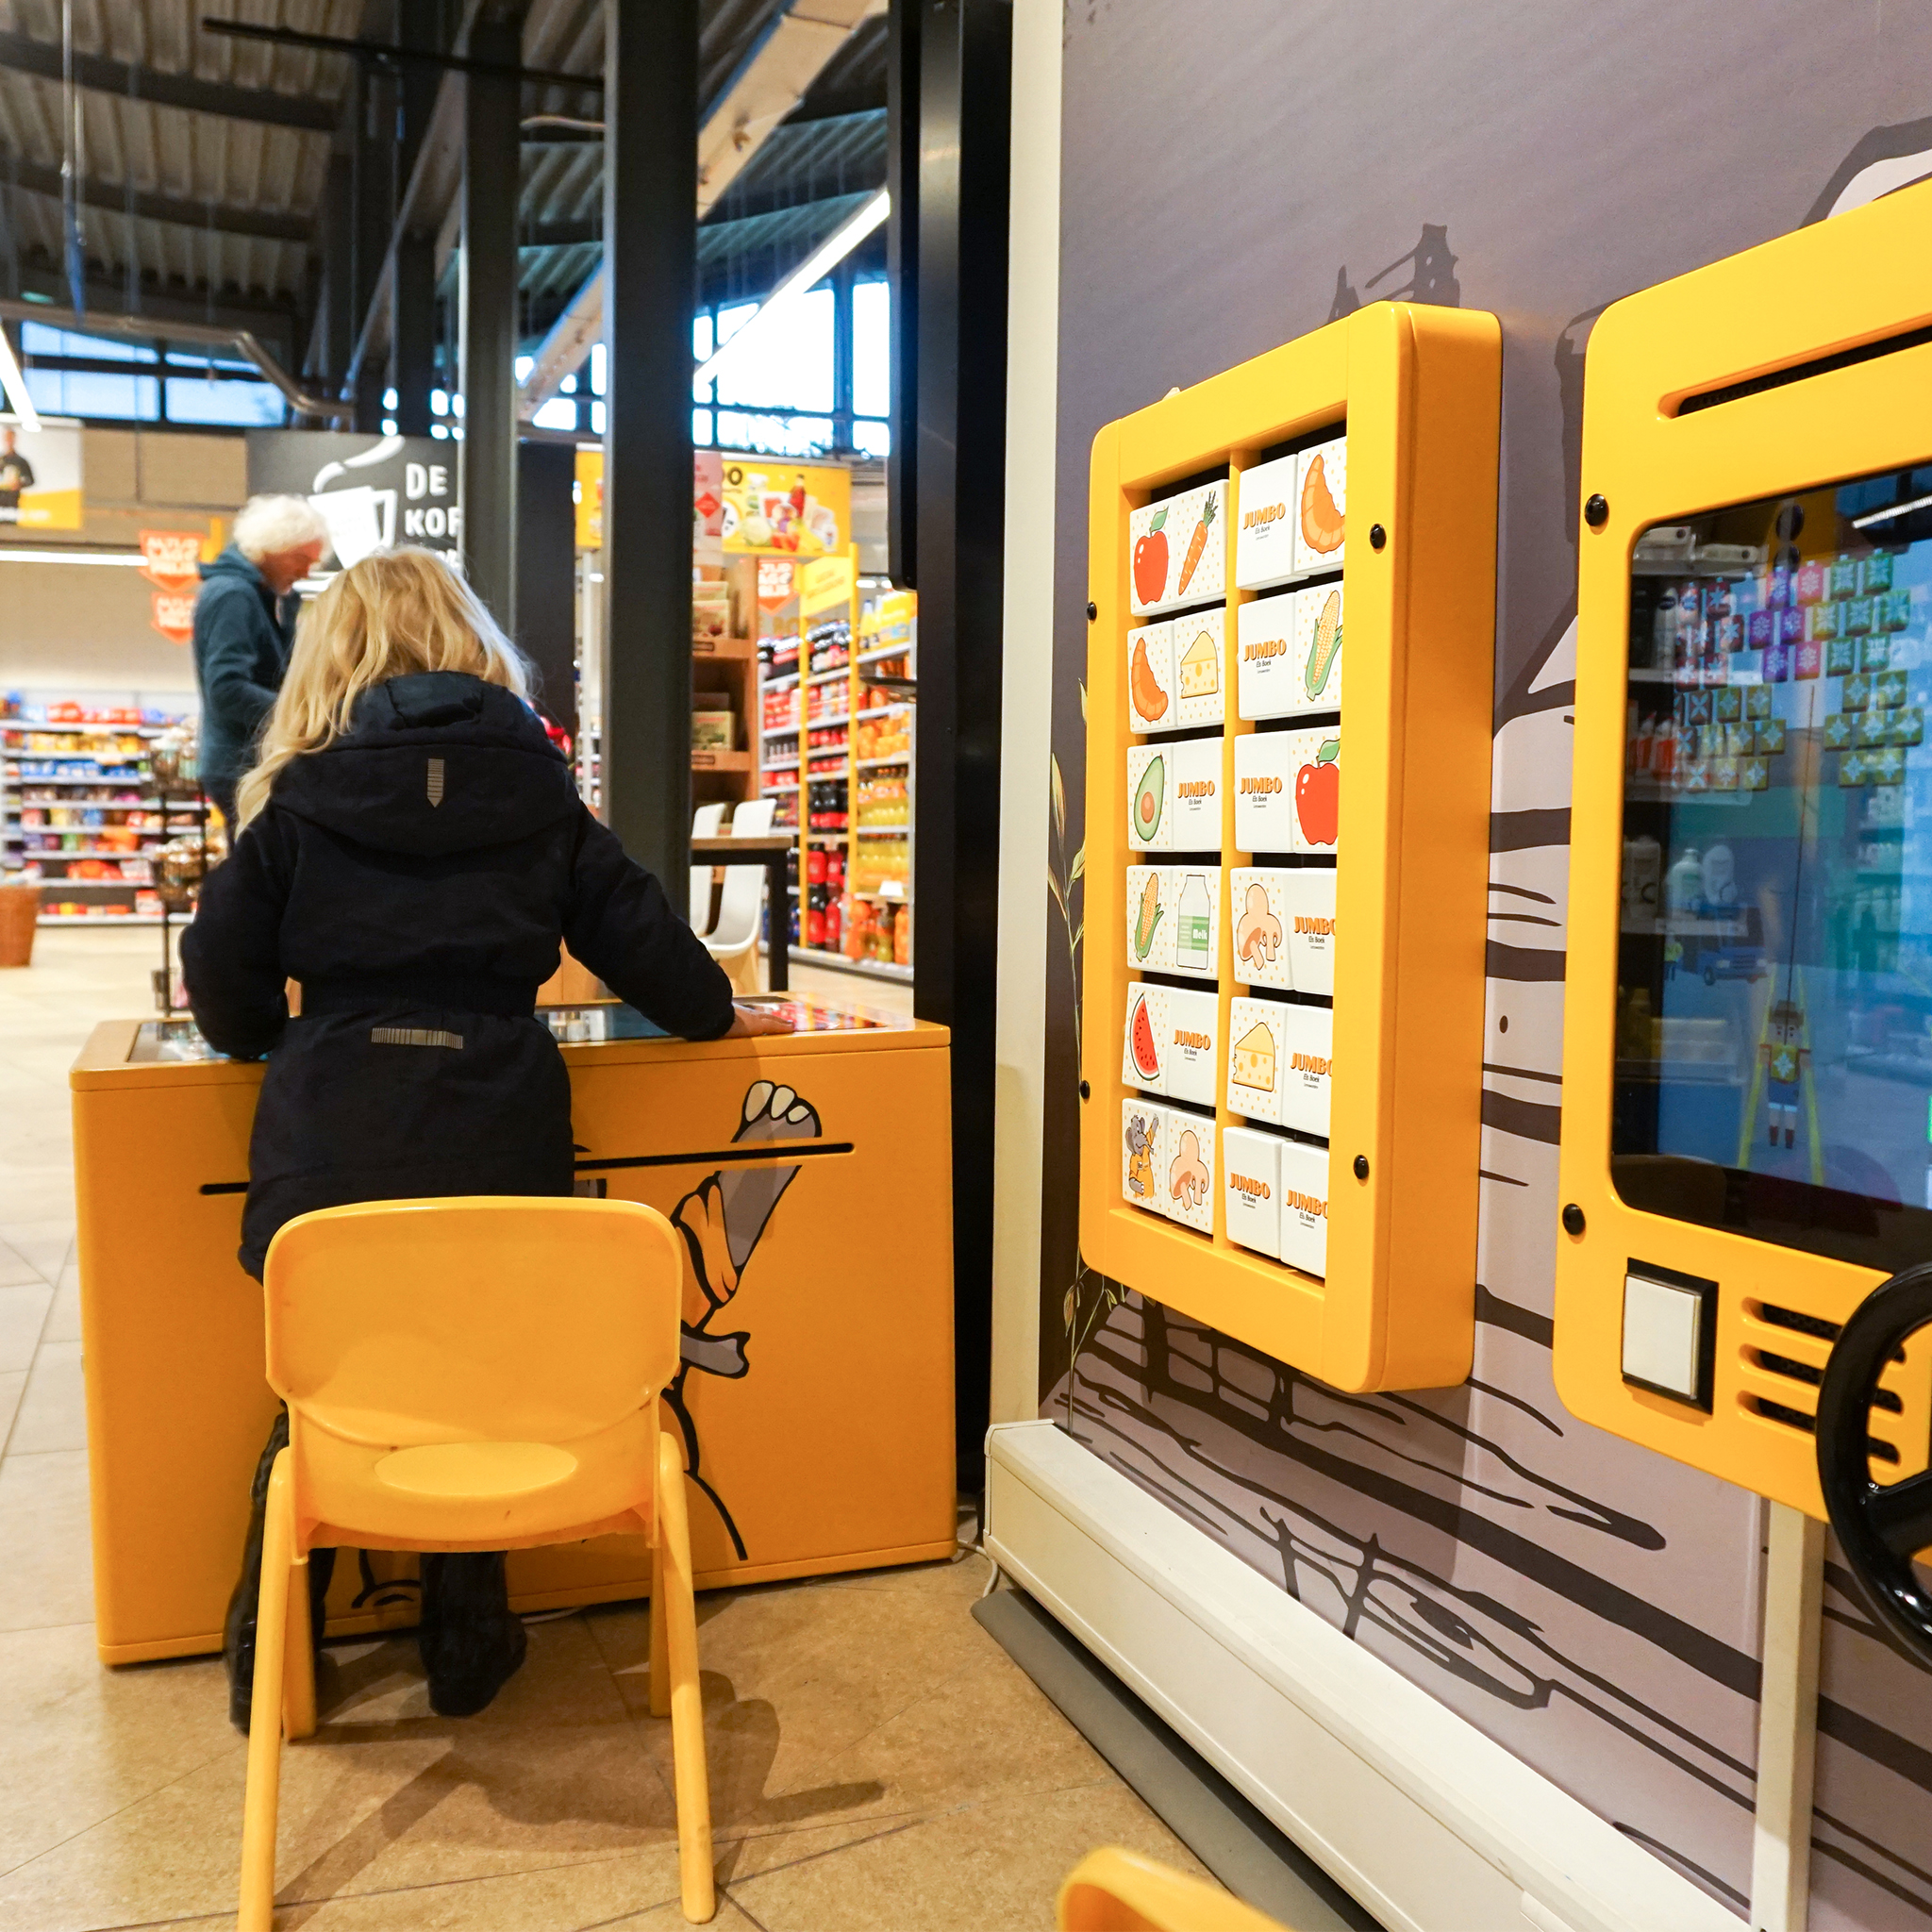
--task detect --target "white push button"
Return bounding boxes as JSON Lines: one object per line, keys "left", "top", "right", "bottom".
{"left": 1621, "top": 1272, "right": 1707, "bottom": 1403}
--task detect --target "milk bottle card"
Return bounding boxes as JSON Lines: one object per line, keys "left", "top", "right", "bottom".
{"left": 1236, "top": 591, "right": 1300, "bottom": 721}
{"left": 1277, "top": 1137, "right": 1330, "bottom": 1276}
{"left": 1159, "top": 1107, "right": 1216, "bottom": 1233}
{"left": 1234, "top": 453, "right": 1300, "bottom": 591}
{"left": 1293, "top": 583, "right": 1343, "bottom": 714}
{"left": 1164, "top": 986, "right": 1221, "bottom": 1109}
{"left": 1282, "top": 868, "right": 1338, "bottom": 995}
{"left": 1167, "top": 866, "right": 1221, "bottom": 980}
{"left": 1234, "top": 730, "right": 1297, "bottom": 853}
{"left": 1282, "top": 727, "right": 1341, "bottom": 853}
{"left": 1123, "top": 980, "right": 1168, "bottom": 1094}
{"left": 1171, "top": 608, "right": 1225, "bottom": 729}
{"left": 1277, "top": 1002, "right": 1334, "bottom": 1139}
{"left": 1122, "top": 1098, "right": 1165, "bottom": 1212}
{"left": 1293, "top": 435, "right": 1346, "bottom": 575}
{"left": 1130, "top": 479, "right": 1227, "bottom": 616}
{"left": 1226, "top": 995, "right": 1286, "bottom": 1126}
{"left": 1126, "top": 622, "right": 1176, "bottom": 733}
{"left": 1127, "top": 742, "right": 1171, "bottom": 851}
{"left": 1229, "top": 868, "right": 1292, "bottom": 990}
{"left": 1169, "top": 735, "right": 1223, "bottom": 850}
{"left": 1223, "top": 1125, "right": 1282, "bottom": 1259}
{"left": 1124, "top": 865, "right": 1176, "bottom": 972}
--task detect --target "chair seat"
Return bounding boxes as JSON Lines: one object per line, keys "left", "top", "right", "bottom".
{"left": 374, "top": 1440, "right": 577, "bottom": 1499}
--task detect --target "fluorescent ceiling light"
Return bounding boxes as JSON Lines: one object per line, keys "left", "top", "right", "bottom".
{"left": 1853, "top": 491, "right": 1932, "bottom": 529}
{"left": 691, "top": 190, "right": 890, "bottom": 392}
{"left": 0, "top": 325, "right": 43, "bottom": 433}
{"left": 0, "top": 548, "right": 145, "bottom": 565}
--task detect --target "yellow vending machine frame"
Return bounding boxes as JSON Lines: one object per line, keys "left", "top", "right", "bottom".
{"left": 1081, "top": 301, "right": 1500, "bottom": 1392}
{"left": 1556, "top": 182, "right": 1932, "bottom": 1516}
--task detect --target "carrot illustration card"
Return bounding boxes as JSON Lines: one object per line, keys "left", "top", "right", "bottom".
{"left": 1129, "top": 479, "right": 1227, "bottom": 617}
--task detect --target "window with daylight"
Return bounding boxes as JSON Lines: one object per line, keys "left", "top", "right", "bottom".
{"left": 18, "top": 322, "right": 283, "bottom": 425}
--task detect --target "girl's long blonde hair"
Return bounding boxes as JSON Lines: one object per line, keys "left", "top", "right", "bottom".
{"left": 234, "top": 546, "right": 531, "bottom": 829}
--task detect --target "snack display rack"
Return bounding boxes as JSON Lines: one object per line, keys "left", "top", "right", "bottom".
{"left": 1082, "top": 301, "right": 1500, "bottom": 1392}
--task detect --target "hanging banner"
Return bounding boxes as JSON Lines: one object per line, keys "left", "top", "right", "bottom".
{"left": 246, "top": 430, "right": 458, "bottom": 568}
{"left": 0, "top": 416, "right": 83, "bottom": 529}
{"left": 798, "top": 552, "right": 855, "bottom": 618}
{"left": 575, "top": 447, "right": 603, "bottom": 549}
{"left": 139, "top": 530, "right": 208, "bottom": 645}
{"left": 720, "top": 456, "right": 849, "bottom": 557}
{"left": 693, "top": 449, "right": 724, "bottom": 565}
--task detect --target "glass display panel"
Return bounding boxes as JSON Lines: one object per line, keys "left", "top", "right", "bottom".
{"left": 1613, "top": 462, "right": 1932, "bottom": 1271}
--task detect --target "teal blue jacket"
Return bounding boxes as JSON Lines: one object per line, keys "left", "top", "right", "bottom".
{"left": 192, "top": 548, "right": 299, "bottom": 791}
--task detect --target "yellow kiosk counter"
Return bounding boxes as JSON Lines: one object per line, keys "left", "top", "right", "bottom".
{"left": 70, "top": 995, "right": 957, "bottom": 1665}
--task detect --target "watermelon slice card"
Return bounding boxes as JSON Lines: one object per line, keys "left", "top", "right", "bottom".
{"left": 1122, "top": 980, "right": 1169, "bottom": 1095}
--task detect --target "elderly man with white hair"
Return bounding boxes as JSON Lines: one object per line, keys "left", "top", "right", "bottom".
{"left": 192, "top": 494, "right": 329, "bottom": 824}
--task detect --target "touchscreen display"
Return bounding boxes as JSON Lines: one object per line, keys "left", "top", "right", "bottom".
{"left": 1613, "top": 462, "right": 1932, "bottom": 1270}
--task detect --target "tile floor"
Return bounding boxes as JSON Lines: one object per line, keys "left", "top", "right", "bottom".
{"left": 0, "top": 931, "right": 1208, "bottom": 1930}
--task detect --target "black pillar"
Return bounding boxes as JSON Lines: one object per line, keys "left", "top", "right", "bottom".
{"left": 458, "top": 4, "right": 523, "bottom": 628}
{"left": 351, "top": 56, "right": 395, "bottom": 433}
{"left": 517, "top": 440, "right": 578, "bottom": 737}
{"left": 601, "top": 0, "right": 696, "bottom": 883}
{"left": 901, "top": 0, "right": 1012, "bottom": 1489}
{"left": 392, "top": 233, "right": 437, "bottom": 437}
{"left": 321, "top": 153, "right": 354, "bottom": 389}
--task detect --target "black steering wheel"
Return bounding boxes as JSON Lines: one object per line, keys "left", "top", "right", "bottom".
{"left": 1816, "top": 1261, "right": 1932, "bottom": 1663}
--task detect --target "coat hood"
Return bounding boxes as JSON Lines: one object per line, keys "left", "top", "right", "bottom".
{"left": 199, "top": 546, "right": 269, "bottom": 593}
{"left": 270, "top": 671, "right": 579, "bottom": 857}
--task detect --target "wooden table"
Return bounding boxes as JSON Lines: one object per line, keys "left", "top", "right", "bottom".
{"left": 692, "top": 832, "right": 794, "bottom": 990}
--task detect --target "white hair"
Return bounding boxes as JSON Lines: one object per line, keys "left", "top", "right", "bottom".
{"left": 232, "top": 493, "right": 329, "bottom": 563}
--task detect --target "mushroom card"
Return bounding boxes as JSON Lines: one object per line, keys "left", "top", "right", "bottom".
{"left": 1229, "top": 868, "right": 1292, "bottom": 991}
{"left": 1159, "top": 1106, "right": 1216, "bottom": 1234}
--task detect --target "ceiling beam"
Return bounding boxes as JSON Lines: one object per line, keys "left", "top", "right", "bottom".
{"left": 0, "top": 29, "right": 341, "bottom": 132}
{"left": 1, "top": 152, "right": 310, "bottom": 242}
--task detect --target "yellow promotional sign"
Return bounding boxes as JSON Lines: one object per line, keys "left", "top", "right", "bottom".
{"left": 721, "top": 456, "right": 849, "bottom": 557}
{"left": 574, "top": 448, "right": 603, "bottom": 550}
{"left": 798, "top": 551, "right": 855, "bottom": 618}
{"left": 0, "top": 417, "right": 83, "bottom": 529}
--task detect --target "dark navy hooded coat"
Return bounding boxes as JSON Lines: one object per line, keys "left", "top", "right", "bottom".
{"left": 182, "top": 670, "right": 735, "bottom": 1275}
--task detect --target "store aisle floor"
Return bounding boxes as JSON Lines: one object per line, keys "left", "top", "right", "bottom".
{"left": 0, "top": 934, "right": 1206, "bottom": 1930}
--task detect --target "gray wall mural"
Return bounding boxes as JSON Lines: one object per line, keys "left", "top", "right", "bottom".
{"left": 1037, "top": 4, "right": 1932, "bottom": 1923}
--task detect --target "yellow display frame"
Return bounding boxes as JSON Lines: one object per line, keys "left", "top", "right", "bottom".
{"left": 1557, "top": 181, "right": 1932, "bottom": 1514}
{"left": 1081, "top": 301, "right": 1500, "bottom": 1391}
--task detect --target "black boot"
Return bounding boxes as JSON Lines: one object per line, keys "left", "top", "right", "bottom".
{"left": 418, "top": 1552, "right": 526, "bottom": 1717}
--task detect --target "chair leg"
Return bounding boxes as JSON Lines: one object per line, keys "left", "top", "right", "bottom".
{"left": 238, "top": 1454, "right": 293, "bottom": 1931}
{"left": 282, "top": 1551, "right": 316, "bottom": 1742}
{"left": 656, "top": 1433, "right": 715, "bottom": 1924}
{"left": 648, "top": 1530, "right": 670, "bottom": 1719}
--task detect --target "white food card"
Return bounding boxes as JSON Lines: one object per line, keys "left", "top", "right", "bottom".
{"left": 1122, "top": 1098, "right": 1164, "bottom": 1212}
{"left": 1159, "top": 1107, "right": 1216, "bottom": 1233}
{"left": 1279, "top": 726, "right": 1341, "bottom": 855}
{"left": 1276, "top": 1002, "right": 1335, "bottom": 1140}
{"left": 1293, "top": 436, "right": 1346, "bottom": 575}
{"left": 1277, "top": 1137, "right": 1331, "bottom": 1277}
{"left": 1226, "top": 994, "right": 1286, "bottom": 1126}
{"left": 1223, "top": 1125, "right": 1282, "bottom": 1259}
{"left": 1123, "top": 979, "right": 1167, "bottom": 1094}
{"left": 1229, "top": 868, "right": 1292, "bottom": 990}
{"left": 1234, "top": 729, "right": 1297, "bottom": 854}
{"left": 1171, "top": 608, "right": 1225, "bottom": 729}
{"left": 1127, "top": 742, "right": 1171, "bottom": 851}
{"left": 1126, "top": 621, "right": 1176, "bottom": 733}
{"left": 1293, "top": 582, "right": 1344, "bottom": 713}
{"left": 1129, "top": 479, "right": 1227, "bottom": 616}
{"left": 1233, "top": 453, "right": 1300, "bottom": 592}
{"left": 1164, "top": 986, "right": 1221, "bottom": 1110}
{"left": 1282, "top": 868, "right": 1338, "bottom": 995}
{"left": 1236, "top": 590, "right": 1299, "bottom": 721}
{"left": 1166, "top": 865, "right": 1221, "bottom": 980}
{"left": 1124, "top": 865, "right": 1175, "bottom": 972}
{"left": 1169, "top": 734, "right": 1224, "bottom": 851}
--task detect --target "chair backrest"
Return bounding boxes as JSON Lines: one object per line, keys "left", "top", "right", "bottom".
{"left": 708, "top": 798, "right": 778, "bottom": 951}
{"left": 261, "top": 1197, "right": 684, "bottom": 1449}
{"left": 1057, "top": 1849, "right": 1291, "bottom": 1932}
{"left": 690, "top": 802, "right": 726, "bottom": 933}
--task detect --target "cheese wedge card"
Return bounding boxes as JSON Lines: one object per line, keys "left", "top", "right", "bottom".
{"left": 1126, "top": 621, "right": 1175, "bottom": 734}
{"left": 1282, "top": 726, "right": 1341, "bottom": 854}
{"left": 1281, "top": 867, "right": 1338, "bottom": 995}
{"left": 1127, "top": 742, "right": 1170, "bottom": 851}
{"left": 1124, "top": 865, "right": 1175, "bottom": 973}
{"left": 1123, "top": 1098, "right": 1165, "bottom": 1213}
{"left": 1169, "top": 734, "right": 1223, "bottom": 850}
{"left": 1159, "top": 1105, "right": 1216, "bottom": 1234}
{"left": 1167, "top": 866, "right": 1221, "bottom": 980}
{"left": 1293, "top": 436, "right": 1346, "bottom": 575}
{"left": 1223, "top": 1125, "right": 1282, "bottom": 1259}
{"left": 1164, "top": 986, "right": 1220, "bottom": 1110}
{"left": 1229, "top": 868, "right": 1292, "bottom": 991}
{"left": 1236, "top": 590, "right": 1300, "bottom": 722}
{"left": 1226, "top": 995, "right": 1286, "bottom": 1125}
{"left": 1233, "top": 729, "right": 1297, "bottom": 854}
{"left": 1129, "top": 479, "right": 1227, "bottom": 616}
{"left": 1277, "top": 1136, "right": 1331, "bottom": 1277}
{"left": 1234, "top": 452, "right": 1300, "bottom": 591}
{"left": 1172, "top": 608, "right": 1225, "bottom": 729}
{"left": 1123, "top": 980, "right": 1168, "bottom": 1094}
{"left": 1276, "top": 1002, "right": 1334, "bottom": 1139}
{"left": 1293, "top": 582, "right": 1344, "bottom": 714}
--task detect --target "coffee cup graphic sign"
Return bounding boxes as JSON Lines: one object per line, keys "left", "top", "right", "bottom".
{"left": 245, "top": 431, "right": 460, "bottom": 569}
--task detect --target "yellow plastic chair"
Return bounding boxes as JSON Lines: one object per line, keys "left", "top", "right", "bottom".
{"left": 236, "top": 1196, "right": 714, "bottom": 1929}
{"left": 1058, "top": 1848, "right": 1295, "bottom": 1932}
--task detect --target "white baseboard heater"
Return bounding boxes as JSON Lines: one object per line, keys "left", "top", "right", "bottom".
{"left": 984, "top": 1421, "right": 1740, "bottom": 1932}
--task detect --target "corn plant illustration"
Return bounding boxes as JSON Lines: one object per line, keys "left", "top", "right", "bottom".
{"left": 664, "top": 1078, "right": 821, "bottom": 1557}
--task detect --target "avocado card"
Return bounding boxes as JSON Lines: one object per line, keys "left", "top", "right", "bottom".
{"left": 1169, "top": 734, "right": 1224, "bottom": 850}
{"left": 1159, "top": 1105, "right": 1216, "bottom": 1234}
{"left": 1223, "top": 1125, "right": 1282, "bottom": 1260}
{"left": 1234, "top": 453, "right": 1301, "bottom": 592}
{"left": 1277, "top": 1002, "right": 1335, "bottom": 1140}
{"left": 1233, "top": 728, "right": 1297, "bottom": 854}
{"left": 1229, "top": 868, "right": 1293, "bottom": 991}
{"left": 1126, "top": 621, "right": 1176, "bottom": 733}
{"left": 1292, "top": 582, "right": 1344, "bottom": 715}
{"left": 1226, "top": 995, "right": 1286, "bottom": 1125}
{"left": 1126, "top": 742, "right": 1171, "bottom": 851}
{"left": 1292, "top": 436, "right": 1346, "bottom": 575}
{"left": 1236, "top": 590, "right": 1300, "bottom": 721}
{"left": 1123, "top": 980, "right": 1169, "bottom": 1095}
{"left": 1167, "top": 866, "right": 1221, "bottom": 980}
{"left": 1281, "top": 868, "right": 1338, "bottom": 996}
{"left": 1277, "top": 1136, "right": 1331, "bottom": 1278}
{"left": 1282, "top": 727, "right": 1341, "bottom": 853}
{"left": 1124, "top": 865, "right": 1176, "bottom": 972}
{"left": 1130, "top": 479, "right": 1228, "bottom": 617}
{"left": 1164, "top": 987, "right": 1220, "bottom": 1110}
{"left": 1122, "top": 1098, "right": 1166, "bottom": 1212}
{"left": 1171, "top": 608, "right": 1225, "bottom": 730}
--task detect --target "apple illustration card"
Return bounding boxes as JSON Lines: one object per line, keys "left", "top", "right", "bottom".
{"left": 1123, "top": 979, "right": 1168, "bottom": 1095}
{"left": 1236, "top": 590, "right": 1300, "bottom": 721}
{"left": 1293, "top": 582, "right": 1344, "bottom": 715}
{"left": 1229, "top": 868, "right": 1292, "bottom": 991}
{"left": 1171, "top": 608, "right": 1225, "bottom": 730}
{"left": 1283, "top": 727, "right": 1341, "bottom": 854}
{"left": 1226, "top": 995, "right": 1285, "bottom": 1125}
{"left": 1234, "top": 729, "right": 1297, "bottom": 854}
{"left": 1223, "top": 1126, "right": 1282, "bottom": 1259}
{"left": 1126, "top": 742, "right": 1170, "bottom": 851}
{"left": 1281, "top": 867, "right": 1338, "bottom": 996}
{"left": 1164, "top": 986, "right": 1220, "bottom": 1110}
{"left": 1125, "top": 865, "right": 1176, "bottom": 973}
{"left": 1123, "top": 1097, "right": 1165, "bottom": 1212}
{"left": 1293, "top": 436, "right": 1346, "bottom": 575}
{"left": 1234, "top": 453, "right": 1300, "bottom": 592}
{"left": 1167, "top": 866, "right": 1221, "bottom": 980}
{"left": 1160, "top": 1106, "right": 1216, "bottom": 1233}
{"left": 1277, "top": 1002, "right": 1335, "bottom": 1139}
{"left": 1129, "top": 479, "right": 1227, "bottom": 617}
{"left": 1126, "top": 622, "right": 1176, "bottom": 733}
{"left": 1277, "top": 1136, "right": 1331, "bottom": 1277}
{"left": 1168, "top": 735, "right": 1223, "bottom": 851}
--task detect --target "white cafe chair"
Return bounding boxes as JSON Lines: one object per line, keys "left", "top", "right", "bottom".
{"left": 690, "top": 802, "right": 726, "bottom": 936}
{"left": 704, "top": 799, "right": 776, "bottom": 996}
